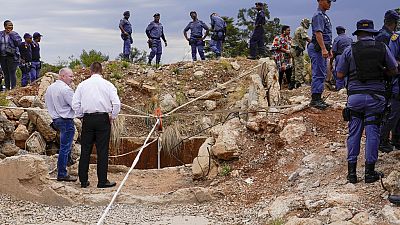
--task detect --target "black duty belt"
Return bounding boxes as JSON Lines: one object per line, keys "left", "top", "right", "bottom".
{"left": 84, "top": 112, "right": 108, "bottom": 116}
{"left": 347, "top": 90, "right": 385, "bottom": 97}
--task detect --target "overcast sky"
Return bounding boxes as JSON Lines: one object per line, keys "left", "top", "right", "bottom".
{"left": 1, "top": 1, "right": 398, "bottom": 65}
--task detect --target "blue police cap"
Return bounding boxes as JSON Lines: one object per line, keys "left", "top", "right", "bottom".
{"left": 385, "top": 10, "right": 400, "bottom": 21}
{"left": 23, "top": 33, "right": 32, "bottom": 39}
{"left": 123, "top": 11, "right": 130, "bottom": 16}
{"left": 317, "top": 0, "right": 336, "bottom": 2}
{"left": 255, "top": 2, "right": 264, "bottom": 6}
{"left": 153, "top": 13, "right": 160, "bottom": 17}
{"left": 336, "top": 26, "right": 346, "bottom": 31}
{"left": 33, "top": 32, "right": 42, "bottom": 38}
{"left": 352, "top": 19, "right": 379, "bottom": 36}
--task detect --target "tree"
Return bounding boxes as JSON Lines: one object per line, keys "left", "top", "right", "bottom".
{"left": 80, "top": 49, "right": 109, "bottom": 67}
{"left": 118, "top": 47, "right": 147, "bottom": 63}
{"left": 396, "top": 8, "right": 400, "bottom": 32}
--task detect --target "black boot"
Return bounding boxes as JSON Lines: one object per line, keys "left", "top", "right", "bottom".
{"left": 365, "top": 162, "right": 384, "bottom": 183}
{"left": 347, "top": 162, "right": 357, "bottom": 183}
{"left": 310, "top": 93, "right": 328, "bottom": 110}
{"left": 288, "top": 81, "right": 295, "bottom": 90}
{"left": 147, "top": 59, "right": 152, "bottom": 66}
{"left": 295, "top": 82, "right": 301, "bottom": 89}
{"left": 392, "top": 135, "right": 400, "bottom": 150}
{"left": 379, "top": 139, "right": 394, "bottom": 153}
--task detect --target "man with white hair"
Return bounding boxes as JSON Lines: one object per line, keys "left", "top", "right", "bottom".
{"left": 45, "top": 68, "right": 77, "bottom": 182}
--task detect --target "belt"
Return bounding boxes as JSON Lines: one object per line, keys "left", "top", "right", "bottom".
{"left": 54, "top": 118, "right": 73, "bottom": 121}
{"left": 84, "top": 112, "right": 108, "bottom": 116}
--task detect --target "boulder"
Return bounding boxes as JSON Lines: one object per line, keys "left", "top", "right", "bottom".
{"left": 160, "top": 94, "right": 178, "bottom": 112}
{"left": 26, "top": 131, "right": 46, "bottom": 154}
{"left": 38, "top": 73, "right": 56, "bottom": 101}
{"left": 382, "top": 205, "right": 400, "bottom": 225}
{"left": 210, "top": 118, "right": 241, "bottom": 160}
{"left": 1, "top": 142, "right": 20, "bottom": 157}
{"left": 258, "top": 195, "right": 303, "bottom": 219}
{"left": 383, "top": 170, "right": 400, "bottom": 195}
{"left": 0, "top": 127, "right": 5, "bottom": 142}
{"left": 71, "top": 143, "right": 81, "bottom": 160}
{"left": 13, "top": 124, "right": 30, "bottom": 149}
{"left": 3, "top": 107, "right": 24, "bottom": 120}
{"left": 350, "top": 211, "right": 376, "bottom": 225}
{"left": 231, "top": 61, "right": 241, "bottom": 71}
{"left": 18, "top": 112, "right": 29, "bottom": 126}
{"left": 192, "top": 137, "right": 217, "bottom": 179}
{"left": 0, "top": 155, "right": 73, "bottom": 206}
{"left": 258, "top": 58, "right": 280, "bottom": 106}
{"left": 194, "top": 71, "right": 205, "bottom": 78}
{"left": 18, "top": 96, "right": 36, "bottom": 108}
{"left": 0, "top": 113, "right": 15, "bottom": 139}
{"left": 319, "top": 207, "right": 353, "bottom": 223}
{"left": 204, "top": 100, "right": 217, "bottom": 111}
{"left": 280, "top": 117, "right": 307, "bottom": 144}
{"left": 28, "top": 109, "right": 56, "bottom": 142}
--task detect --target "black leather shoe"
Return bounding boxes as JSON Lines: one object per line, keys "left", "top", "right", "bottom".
{"left": 97, "top": 180, "right": 117, "bottom": 188}
{"left": 247, "top": 56, "right": 257, "bottom": 60}
{"left": 57, "top": 175, "right": 77, "bottom": 182}
{"left": 379, "top": 141, "right": 394, "bottom": 153}
{"left": 81, "top": 181, "right": 90, "bottom": 188}
{"left": 310, "top": 100, "right": 328, "bottom": 110}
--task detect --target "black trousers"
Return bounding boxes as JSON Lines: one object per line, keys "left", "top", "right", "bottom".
{"left": 78, "top": 113, "right": 111, "bottom": 185}
{"left": 0, "top": 55, "right": 18, "bottom": 89}
{"left": 278, "top": 67, "right": 293, "bottom": 89}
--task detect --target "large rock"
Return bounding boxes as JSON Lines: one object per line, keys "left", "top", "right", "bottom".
{"left": 258, "top": 195, "right": 303, "bottom": 219}
{"left": 160, "top": 94, "right": 178, "bottom": 112}
{"left": 0, "top": 112, "right": 15, "bottom": 138}
{"left": 28, "top": 109, "right": 56, "bottom": 142}
{"left": 258, "top": 58, "right": 280, "bottom": 106}
{"left": 13, "top": 124, "right": 30, "bottom": 148}
{"left": 382, "top": 205, "right": 400, "bottom": 224}
{"left": 204, "top": 100, "right": 217, "bottom": 111}
{"left": 0, "top": 127, "right": 5, "bottom": 142}
{"left": 18, "top": 112, "right": 29, "bottom": 126}
{"left": 38, "top": 73, "right": 56, "bottom": 101}
{"left": 3, "top": 106, "right": 24, "bottom": 120}
{"left": 26, "top": 131, "right": 46, "bottom": 154}
{"left": 71, "top": 143, "right": 81, "bottom": 160}
{"left": 210, "top": 118, "right": 241, "bottom": 160}
{"left": 192, "top": 137, "right": 218, "bottom": 179}
{"left": 350, "top": 211, "right": 376, "bottom": 225}
{"left": 280, "top": 117, "right": 307, "bottom": 144}
{"left": 1, "top": 142, "right": 20, "bottom": 157}
{"left": 231, "top": 61, "right": 241, "bottom": 71}
{"left": 18, "top": 96, "right": 36, "bottom": 108}
{"left": 194, "top": 71, "right": 205, "bottom": 78}
{"left": 0, "top": 155, "right": 73, "bottom": 206}
{"left": 319, "top": 207, "right": 353, "bottom": 223}
{"left": 383, "top": 170, "right": 400, "bottom": 195}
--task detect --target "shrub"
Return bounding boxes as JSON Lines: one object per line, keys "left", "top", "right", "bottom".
{"left": 80, "top": 49, "right": 109, "bottom": 67}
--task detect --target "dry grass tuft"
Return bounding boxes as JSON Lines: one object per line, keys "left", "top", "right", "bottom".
{"left": 110, "top": 115, "right": 125, "bottom": 151}
{"left": 161, "top": 122, "right": 183, "bottom": 155}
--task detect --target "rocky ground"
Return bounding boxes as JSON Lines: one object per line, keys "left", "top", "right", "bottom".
{"left": 1, "top": 58, "right": 400, "bottom": 225}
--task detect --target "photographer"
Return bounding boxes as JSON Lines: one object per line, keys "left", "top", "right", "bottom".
{"left": 0, "top": 20, "right": 22, "bottom": 90}
{"left": 273, "top": 25, "right": 293, "bottom": 90}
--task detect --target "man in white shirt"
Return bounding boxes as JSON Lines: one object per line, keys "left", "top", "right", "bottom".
{"left": 45, "top": 68, "right": 77, "bottom": 182}
{"left": 72, "top": 62, "right": 121, "bottom": 188}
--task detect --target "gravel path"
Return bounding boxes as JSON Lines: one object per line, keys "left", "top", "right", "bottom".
{"left": 0, "top": 194, "right": 265, "bottom": 225}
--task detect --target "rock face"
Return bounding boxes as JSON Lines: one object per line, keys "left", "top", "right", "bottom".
{"left": 38, "top": 73, "right": 56, "bottom": 101}
{"left": 210, "top": 118, "right": 241, "bottom": 160}
{"left": 160, "top": 94, "right": 178, "bottom": 112}
{"left": 26, "top": 131, "right": 46, "bottom": 154}
{"left": 1, "top": 142, "right": 20, "bottom": 157}
{"left": 192, "top": 137, "right": 217, "bottom": 179}
{"left": 0, "top": 155, "right": 73, "bottom": 206}
{"left": 280, "top": 117, "right": 307, "bottom": 144}
{"left": 28, "top": 109, "right": 56, "bottom": 142}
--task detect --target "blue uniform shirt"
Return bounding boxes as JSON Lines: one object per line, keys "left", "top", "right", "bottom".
{"left": 337, "top": 36, "right": 398, "bottom": 93}
{"left": 255, "top": 10, "right": 266, "bottom": 28}
{"left": 389, "top": 32, "right": 400, "bottom": 94}
{"left": 184, "top": 20, "right": 209, "bottom": 38}
{"left": 332, "top": 34, "right": 353, "bottom": 55}
{"left": 146, "top": 21, "right": 165, "bottom": 40}
{"left": 19, "top": 42, "right": 32, "bottom": 62}
{"left": 376, "top": 26, "right": 393, "bottom": 45}
{"left": 211, "top": 15, "right": 226, "bottom": 32}
{"left": 0, "top": 31, "right": 22, "bottom": 57}
{"left": 311, "top": 7, "right": 333, "bottom": 44}
{"left": 31, "top": 41, "right": 40, "bottom": 62}
{"left": 119, "top": 18, "right": 132, "bottom": 34}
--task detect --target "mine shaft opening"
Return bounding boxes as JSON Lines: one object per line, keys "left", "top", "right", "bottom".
{"left": 89, "top": 137, "right": 206, "bottom": 169}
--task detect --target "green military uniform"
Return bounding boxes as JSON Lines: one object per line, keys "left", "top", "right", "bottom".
{"left": 290, "top": 19, "right": 310, "bottom": 86}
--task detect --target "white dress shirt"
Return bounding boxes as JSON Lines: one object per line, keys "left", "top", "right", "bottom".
{"left": 45, "top": 80, "right": 75, "bottom": 119}
{"left": 72, "top": 74, "right": 121, "bottom": 119}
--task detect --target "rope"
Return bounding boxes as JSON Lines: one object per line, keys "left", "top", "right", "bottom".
{"left": 96, "top": 119, "right": 160, "bottom": 225}
{"left": 121, "top": 103, "right": 151, "bottom": 117}
{"left": 108, "top": 139, "right": 158, "bottom": 158}
{"left": 165, "top": 63, "right": 263, "bottom": 116}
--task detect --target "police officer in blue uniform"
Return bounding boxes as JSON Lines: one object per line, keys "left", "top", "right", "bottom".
{"left": 146, "top": 13, "right": 167, "bottom": 67}
{"left": 119, "top": 11, "right": 133, "bottom": 60}
{"left": 337, "top": 19, "right": 398, "bottom": 184}
{"left": 30, "top": 32, "right": 42, "bottom": 82}
{"left": 331, "top": 26, "right": 353, "bottom": 90}
{"left": 184, "top": 11, "right": 209, "bottom": 61}
{"left": 308, "top": 0, "right": 335, "bottom": 110}
{"left": 0, "top": 20, "right": 22, "bottom": 90}
{"left": 247, "top": 2, "right": 266, "bottom": 60}
{"left": 376, "top": 10, "right": 400, "bottom": 46}
{"left": 210, "top": 13, "right": 227, "bottom": 58}
{"left": 380, "top": 31, "right": 400, "bottom": 153}
{"left": 19, "top": 33, "right": 33, "bottom": 87}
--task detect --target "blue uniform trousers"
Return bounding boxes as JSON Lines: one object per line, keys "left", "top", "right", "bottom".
{"left": 0, "top": 56, "right": 18, "bottom": 90}
{"left": 30, "top": 61, "right": 40, "bottom": 81}
{"left": 190, "top": 38, "right": 205, "bottom": 61}
{"left": 53, "top": 118, "right": 75, "bottom": 178}
{"left": 148, "top": 39, "right": 162, "bottom": 64}
{"left": 210, "top": 31, "right": 224, "bottom": 55}
{"left": 20, "top": 64, "right": 31, "bottom": 87}
{"left": 334, "top": 55, "right": 345, "bottom": 90}
{"left": 381, "top": 97, "right": 400, "bottom": 142}
{"left": 121, "top": 34, "right": 132, "bottom": 58}
{"left": 308, "top": 43, "right": 327, "bottom": 94}
{"left": 347, "top": 94, "right": 385, "bottom": 164}
{"left": 249, "top": 28, "right": 265, "bottom": 58}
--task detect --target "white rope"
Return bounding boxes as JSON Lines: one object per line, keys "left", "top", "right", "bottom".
{"left": 165, "top": 63, "right": 262, "bottom": 116}
{"left": 108, "top": 138, "right": 158, "bottom": 158}
{"left": 96, "top": 119, "right": 160, "bottom": 225}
